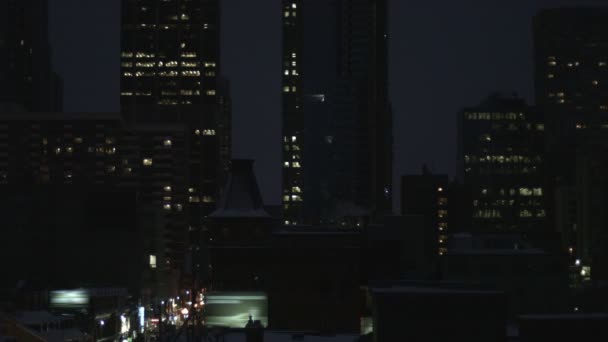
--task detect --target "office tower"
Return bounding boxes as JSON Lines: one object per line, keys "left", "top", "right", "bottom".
{"left": 121, "top": 0, "right": 221, "bottom": 124}
{"left": 282, "top": 1, "right": 304, "bottom": 224}
{"left": 534, "top": 8, "right": 608, "bottom": 182}
{"left": 457, "top": 94, "right": 547, "bottom": 238}
{"left": 534, "top": 8, "right": 608, "bottom": 262}
{"left": 121, "top": 0, "right": 231, "bottom": 279}
{"left": 0, "top": 0, "right": 62, "bottom": 111}
{"left": 534, "top": 8, "right": 608, "bottom": 114}
{"left": 120, "top": 0, "right": 228, "bottom": 206}
{"left": 281, "top": 0, "right": 392, "bottom": 225}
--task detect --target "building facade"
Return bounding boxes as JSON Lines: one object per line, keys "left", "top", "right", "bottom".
{"left": 534, "top": 8, "right": 608, "bottom": 115}
{"left": 533, "top": 8, "right": 608, "bottom": 262}
{"left": 0, "top": 112, "right": 198, "bottom": 296}
{"left": 281, "top": 0, "right": 392, "bottom": 225}
{"left": 401, "top": 170, "right": 449, "bottom": 256}
{"left": 458, "top": 94, "right": 547, "bottom": 238}
{"left": 120, "top": 0, "right": 231, "bottom": 283}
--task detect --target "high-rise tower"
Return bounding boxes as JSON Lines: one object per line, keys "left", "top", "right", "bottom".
{"left": 281, "top": 0, "right": 392, "bottom": 226}
{"left": 0, "top": 0, "right": 62, "bottom": 112}
{"left": 121, "top": 0, "right": 230, "bottom": 280}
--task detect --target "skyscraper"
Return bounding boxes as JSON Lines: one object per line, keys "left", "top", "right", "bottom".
{"left": 120, "top": 0, "right": 221, "bottom": 125}
{"left": 281, "top": 0, "right": 392, "bottom": 226}
{"left": 458, "top": 94, "right": 547, "bottom": 238}
{"left": 120, "top": 0, "right": 230, "bottom": 281}
{"left": 534, "top": 8, "right": 608, "bottom": 114}
{"left": 0, "top": 0, "right": 62, "bottom": 112}
{"left": 534, "top": 8, "right": 608, "bottom": 185}
{"left": 533, "top": 8, "right": 608, "bottom": 258}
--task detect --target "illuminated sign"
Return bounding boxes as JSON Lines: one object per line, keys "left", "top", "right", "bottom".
{"left": 204, "top": 292, "right": 268, "bottom": 328}
{"left": 50, "top": 290, "right": 90, "bottom": 308}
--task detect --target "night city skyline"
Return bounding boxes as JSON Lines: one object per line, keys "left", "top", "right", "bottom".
{"left": 48, "top": 0, "right": 608, "bottom": 208}
{"left": 3, "top": 1, "right": 608, "bottom": 341}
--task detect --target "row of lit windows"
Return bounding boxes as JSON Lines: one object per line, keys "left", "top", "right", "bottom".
{"left": 188, "top": 196, "right": 214, "bottom": 203}
{"left": 547, "top": 57, "right": 606, "bottom": 68}
{"left": 465, "top": 112, "right": 524, "bottom": 121}
{"left": 121, "top": 52, "right": 199, "bottom": 59}
{"left": 519, "top": 209, "right": 546, "bottom": 218}
{"left": 283, "top": 86, "right": 297, "bottom": 93}
{"left": 474, "top": 209, "right": 545, "bottom": 219}
{"left": 465, "top": 155, "right": 542, "bottom": 164}
{"left": 121, "top": 92, "right": 152, "bottom": 96}
{"left": 124, "top": 70, "right": 203, "bottom": 77}
{"left": 284, "top": 144, "right": 301, "bottom": 152}
{"left": 478, "top": 187, "right": 543, "bottom": 197}
{"left": 465, "top": 167, "right": 539, "bottom": 175}
{"left": 284, "top": 69, "right": 299, "bottom": 76}
{"left": 122, "top": 61, "right": 202, "bottom": 68}
{"left": 473, "top": 199, "right": 543, "bottom": 207}
{"left": 283, "top": 161, "right": 301, "bottom": 168}
{"left": 283, "top": 194, "right": 302, "bottom": 202}
{"left": 159, "top": 90, "right": 202, "bottom": 96}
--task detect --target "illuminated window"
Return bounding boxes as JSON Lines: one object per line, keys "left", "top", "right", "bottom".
{"left": 292, "top": 186, "right": 302, "bottom": 193}
{"left": 202, "top": 196, "right": 214, "bottom": 203}
{"left": 149, "top": 255, "right": 157, "bottom": 269}
{"left": 292, "top": 162, "right": 301, "bottom": 168}
{"left": 533, "top": 188, "right": 543, "bottom": 196}
{"left": 519, "top": 210, "right": 533, "bottom": 218}
{"left": 292, "top": 3, "right": 297, "bottom": 9}
{"left": 164, "top": 139, "right": 172, "bottom": 147}
{"left": 163, "top": 204, "right": 171, "bottom": 210}
{"left": 164, "top": 186, "right": 172, "bottom": 192}
{"left": 519, "top": 188, "right": 532, "bottom": 196}
{"left": 188, "top": 187, "right": 195, "bottom": 193}
{"left": 206, "top": 90, "right": 216, "bottom": 96}
{"left": 291, "top": 195, "right": 302, "bottom": 202}
{"left": 283, "top": 86, "right": 291, "bottom": 93}
{"left": 195, "top": 129, "right": 201, "bottom": 135}
{"left": 143, "top": 158, "right": 153, "bottom": 166}
{"left": 592, "top": 80, "right": 599, "bottom": 86}
{"left": 203, "top": 129, "right": 216, "bottom": 136}
{"left": 291, "top": 136, "right": 297, "bottom": 142}
{"left": 284, "top": 11, "right": 290, "bottom": 17}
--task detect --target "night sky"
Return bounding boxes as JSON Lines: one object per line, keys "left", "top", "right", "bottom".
{"left": 48, "top": 0, "right": 608, "bottom": 207}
